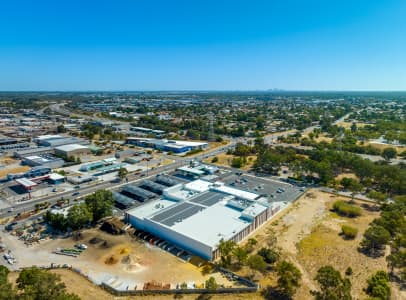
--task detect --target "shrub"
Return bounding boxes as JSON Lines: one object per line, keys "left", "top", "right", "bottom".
{"left": 258, "top": 247, "right": 280, "bottom": 264}
{"left": 211, "top": 156, "right": 219, "bottom": 163}
{"left": 333, "top": 200, "right": 362, "bottom": 217}
{"left": 341, "top": 225, "right": 358, "bottom": 239}
{"left": 345, "top": 267, "right": 353, "bottom": 276}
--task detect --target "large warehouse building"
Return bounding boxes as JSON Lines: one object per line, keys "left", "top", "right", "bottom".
{"left": 125, "top": 178, "right": 281, "bottom": 260}
{"left": 126, "top": 137, "right": 209, "bottom": 154}
{"left": 54, "top": 144, "right": 91, "bottom": 158}
{"left": 35, "top": 135, "right": 87, "bottom": 147}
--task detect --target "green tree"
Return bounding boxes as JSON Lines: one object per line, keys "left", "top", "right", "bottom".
{"left": 365, "top": 271, "right": 390, "bottom": 300}
{"left": 275, "top": 260, "right": 302, "bottom": 299}
{"left": 0, "top": 266, "right": 16, "bottom": 300}
{"left": 247, "top": 254, "right": 267, "bottom": 274}
{"left": 67, "top": 203, "right": 92, "bottom": 230}
{"left": 360, "top": 225, "right": 391, "bottom": 256}
{"left": 367, "top": 190, "right": 387, "bottom": 204}
{"left": 312, "top": 265, "right": 352, "bottom": 300}
{"left": 218, "top": 239, "right": 236, "bottom": 267}
{"left": 258, "top": 247, "right": 280, "bottom": 264}
{"left": 56, "top": 124, "right": 66, "bottom": 133}
{"left": 84, "top": 189, "right": 114, "bottom": 222}
{"left": 44, "top": 211, "right": 68, "bottom": 231}
{"left": 205, "top": 277, "right": 218, "bottom": 290}
{"left": 231, "top": 157, "right": 244, "bottom": 168}
{"left": 382, "top": 147, "right": 397, "bottom": 161}
{"left": 232, "top": 246, "right": 248, "bottom": 266}
{"left": 245, "top": 238, "right": 258, "bottom": 253}
{"left": 117, "top": 167, "right": 128, "bottom": 181}
{"left": 17, "top": 267, "right": 81, "bottom": 300}
{"left": 350, "top": 123, "right": 357, "bottom": 133}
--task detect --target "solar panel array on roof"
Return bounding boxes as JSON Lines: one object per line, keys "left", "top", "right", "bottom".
{"left": 151, "top": 202, "right": 204, "bottom": 227}
{"left": 113, "top": 191, "right": 136, "bottom": 208}
{"left": 155, "top": 174, "right": 181, "bottom": 187}
{"left": 140, "top": 180, "right": 167, "bottom": 195}
{"left": 122, "top": 184, "right": 156, "bottom": 202}
{"left": 190, "top": 191, "right": 225, "bottom": 207}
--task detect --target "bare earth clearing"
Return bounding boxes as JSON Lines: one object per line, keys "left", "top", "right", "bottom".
{"left": 2, "top": 228, "right": 231, "bottom": 289}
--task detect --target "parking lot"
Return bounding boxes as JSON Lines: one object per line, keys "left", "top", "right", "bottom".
{"left": 221, "top": 173, "right": 304, "bottom": 203}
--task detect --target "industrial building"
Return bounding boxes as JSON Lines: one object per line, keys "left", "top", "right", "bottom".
{"left": 79, "top": 157, "right": 117, "bottom": 172}
{"left": 129, "top": 126, "right": 165, "bottom": 137}
{"left": 35, "top": 135, "right": 87, "bottom": 147}
{"left": 126, "top": 137, "right": 209, "bottom": 154}
{"left": 0, "top": 138, "right": 30, "bottom": 152}
{"left": 14, "top": 147, "right": 53, "bottom": 159}
{"left": 7, "top": 166, "right": 52, "bottom": 180}
{"left": 54, "top": 144, "right": 91, "bottom": 158}
{"left": 115, "top": 149, "right": 136, "bottom": 159}
{"left": 125, "top": 178, "right": 282, "bottom": 260}
{"left": 22, "top": 154, "right": 65, "bottom": 169}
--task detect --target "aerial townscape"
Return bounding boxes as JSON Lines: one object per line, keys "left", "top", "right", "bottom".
{"left": 1, "top": 2, "right": 406, "bottom": 300}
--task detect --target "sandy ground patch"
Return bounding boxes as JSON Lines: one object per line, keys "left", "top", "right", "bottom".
{"left": 204, "top": 153, "right": 256, "bottom": 171}
{"left": 335, "top": 172, "right": 359, "bottom": 181}
{"left": 0, "top": 157, "right": 19, "bottom": 165}
{"left": 365, "top": 141, "right": 406, "bottom": 153}
{"left": 0, "top": 165, "right": 30, "bottom": 178}
{"left": 336, "top": 121, "right": 369, "bottom": 129}
{"left": 1, "top": 228, "right": 233, "bottom": 289}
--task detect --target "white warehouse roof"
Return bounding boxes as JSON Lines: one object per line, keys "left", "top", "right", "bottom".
{"left": 55, "top": 144, "right": 89, "bottom": 152}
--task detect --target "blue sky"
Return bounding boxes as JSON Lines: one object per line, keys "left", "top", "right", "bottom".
{"left": 1, "top": 0, "right": 406, "bottom": 91}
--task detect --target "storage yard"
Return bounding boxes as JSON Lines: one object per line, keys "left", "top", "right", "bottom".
{"left": 1, "top": 227, "right": 236, "bottom": 290}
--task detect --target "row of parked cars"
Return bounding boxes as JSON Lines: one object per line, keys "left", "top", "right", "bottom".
{"left": 134, "top": 229, "right": 192, "bottom": 261}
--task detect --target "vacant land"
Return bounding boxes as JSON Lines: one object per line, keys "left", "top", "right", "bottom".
{"left": 204, "top": 153, "right": 256, "bottom": 170}
{"left": 237, "top": 189, "right": 404, "bottom": 299}
{"left": 364, "top": 141, "right": 406, "bottom": 153}
{"left": 1, "top": 228, "right": 231, "bottom": 289}
{"left": 0, "top": 165, "right": 30, "bottom": 178}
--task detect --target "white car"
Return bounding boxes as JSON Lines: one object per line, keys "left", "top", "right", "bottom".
{"left": 76, "top": 244, "right": 88, "bottom": 250}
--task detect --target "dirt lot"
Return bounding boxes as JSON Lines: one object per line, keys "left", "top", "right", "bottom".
{"left": 0, "top": 165, "right": 30, "bottom": 178}
{"left": 242, "top": 189, "right": 405, "bottom": 300}
{"left": 204, "top": 153, "right": 256, "bottom": 171}
{"left": 365, "top": 141, "right": 406, "bottom": 153}
{"left": 336, "top": 121, "right": 369, "bottom": 129}
{"left": 1, "top": 228, "right": 232, "bottom": 289}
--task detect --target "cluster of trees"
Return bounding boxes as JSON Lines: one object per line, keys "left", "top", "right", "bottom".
{"left": 218, "top": 232, "right": 303, "bottom": 299}
{"left": 0, "top": 266, "right": 80, "bottom": 300}
{"left": 236, "top": 139, "right": 404, "bottom": 198}
{"left": 80, "top": 123, "right": 126, "bottom": 141}
{"left": 361, "top": 195, "right": 405, "bottom": 261}
{"left": 44, "top": 190, "right": 114, "bottom": 231}
{"left": 365, "top": 271, "right": 391, "bottom": 300}
{"left": 311, "top": 266, "right": 352, "bottom": 300}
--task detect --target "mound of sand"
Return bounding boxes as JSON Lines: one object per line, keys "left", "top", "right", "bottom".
{"left": 119, "top": 247, "right": 130, "bottom": 255}
{"left": 104, "top": 255, "right": 119, "bottom": 265}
